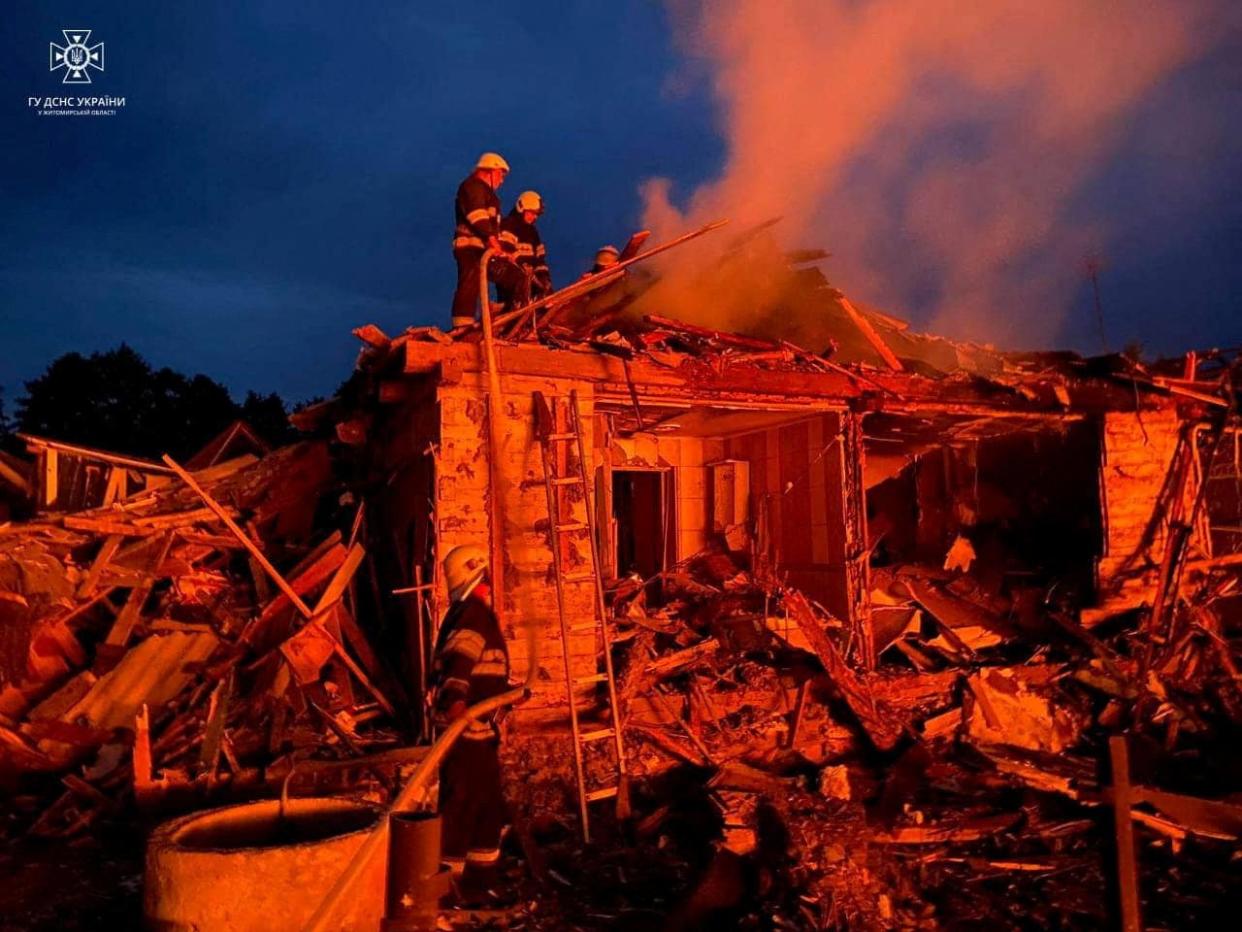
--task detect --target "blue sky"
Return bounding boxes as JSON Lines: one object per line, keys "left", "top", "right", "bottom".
{"left": 1, "top": 2, "right": 1238, "bottom": 403}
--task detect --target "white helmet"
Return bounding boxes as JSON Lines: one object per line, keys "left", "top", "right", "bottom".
{"left": 515, "top": 190, "right": 544, "bottom": 214}
{"left": 443, "top": 544, "right": 488, "bottom": 601}
{"left": 475, "top": 152, "right": 510, "bottom": 172}
{"left": 594, "top": 245, "right": 620, "bottom": 268}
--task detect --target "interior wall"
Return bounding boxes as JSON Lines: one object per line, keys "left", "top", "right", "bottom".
{"left": 723, "top": 412, "right": 859, "bottom": 620}
{"left": 608, "top": 433, "right": 722, "bottom": 565}
{"left": 865, "top": 420, "right": 1106, "bottom": 594}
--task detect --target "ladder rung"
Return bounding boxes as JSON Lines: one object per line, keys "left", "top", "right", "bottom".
{"left": 555, "top": 522, "right": 588, "bottom": 533}
{"left": 579, "top": 727, "right": 616, "bottom": 742}
{"left": 564, "top": 572, "right": 596, "bottom": 583}
{"left": 545, "top": 433, "right": 577, "bottom": 442}
{"left": 584, "top": 786, "right": 619, "bottom": 802}
{"left": 575, "top": 673, "right": 608, "bottom": 684}
{"left": 569, "top": 621, "right": 599, "bottom": 632}
{"left": 551, "top": 477, "right": 582, "bottom": 486}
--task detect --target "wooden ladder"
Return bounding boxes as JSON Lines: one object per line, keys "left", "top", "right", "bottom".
{"left": 533, "top": 389, "right": 628, "bottom": 842}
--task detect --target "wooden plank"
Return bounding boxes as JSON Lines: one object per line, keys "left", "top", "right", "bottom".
{"left": 332, "top": 639, "right": 396, "bottom": 718}
{"left": 336, "top": 606, "right": 392, "bottom": 697}
{"left": 102, "top": 534, "right": 173, "bottom": 648}
{"left": 1133, "top": 785, "right": 1242, "bottom": 840}
{"left": 43, "top": 448, "right": 58, "bottom": 508}
{"left": 133, "top": 704, "right": 153, "bottom": 794}
{"left": 314, "top": 544, "right": 366, "bottom": 614}
{"left": 253, "top": 543, "right": 347, "bottom": 633}
{"left": 163, "top": 454, "right": 313, "bottom": 618}
{"left": 77, "top": 534, "right": 123, "bottom": 598}
{"left": 198, "top": 672, "right": 233, "bottom": 774}
{"left": 286, "top": 530, "right": 344, "bottom": 581}
{"left": 1110, "top": 735, "right": 1143, "bottom": 932}
{"left": 352, "top": 323, "right": 391, "bottom": 348}
{"left": 62, "top": 515, "right": 152, "bottom": 537}
{"left": 132, "top": 506, "right": 223, "bottom": 529}
{"left": 20, "top": 433, "right": 173, "bottom": 473}
{"left": 101, "top": 467, "right": 127, "bottom": 506}
{"left": 786, "top": 590, "right": 904, "bottom": 751}
{"left": 836, "top": 296, "right": 904, "bottom": 371}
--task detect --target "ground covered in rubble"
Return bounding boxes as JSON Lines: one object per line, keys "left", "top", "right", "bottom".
{"left": 5, "top": 390, "right": 1242, "bottom": 928}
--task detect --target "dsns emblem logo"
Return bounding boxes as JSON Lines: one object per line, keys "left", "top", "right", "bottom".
{"left": 50, "top": 29, "right": 105, "bottom": 84}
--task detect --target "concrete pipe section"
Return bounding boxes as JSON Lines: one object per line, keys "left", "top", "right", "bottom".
{"left": 145, "top": 797, "right": 386, "bottom": 931}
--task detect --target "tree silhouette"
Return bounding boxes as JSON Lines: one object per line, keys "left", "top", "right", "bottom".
{"left": 16, "top": 345, "right": 295, "bottom": 461}
{"left": 0, "top": 387, "right": 16, "bottom": 455}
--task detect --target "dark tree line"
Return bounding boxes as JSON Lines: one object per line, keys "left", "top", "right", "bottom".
{"left": 0, "top": 345, "right": 299, "bottom": 462}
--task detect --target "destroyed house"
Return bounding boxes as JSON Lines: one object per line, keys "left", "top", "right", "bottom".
{"left": 332, "top": 283, "right": 1232, "bottom": 721}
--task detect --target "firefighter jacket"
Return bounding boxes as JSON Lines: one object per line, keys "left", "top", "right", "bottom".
{"left": 498, "top": 208, "right": 552, "bottom": 294}
{"left": 453, "top": 175, "right": 501, "bottom": 252}
{"left": 432, "top": 594, "right": 510, "bottom": 739}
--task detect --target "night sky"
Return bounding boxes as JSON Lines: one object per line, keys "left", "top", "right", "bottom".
{"left": 2, "top": 2, "right": 1239, "bottom": 405}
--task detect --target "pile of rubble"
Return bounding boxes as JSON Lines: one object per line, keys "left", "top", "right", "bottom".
{"left": 493, "top": 526, "right": 1242, "bottom": 929}
{"left": 0, "top": 441, "right": 412, "bottom": 842}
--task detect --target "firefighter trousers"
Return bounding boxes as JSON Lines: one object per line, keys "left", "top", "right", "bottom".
{"left": 439, "top": 732, "right": 505, "bottom": 881}
{"left": 451, "top": 248, "right": 530, "bottom": 327}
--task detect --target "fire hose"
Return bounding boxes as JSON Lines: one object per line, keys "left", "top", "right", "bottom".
{"left": 302, "top": 677, "right": 534, "bottom": 931}
{"left": 304, "top": 254, "right": 536, "bottom": 928}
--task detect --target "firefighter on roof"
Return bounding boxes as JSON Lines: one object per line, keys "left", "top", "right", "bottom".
{"left": 431, "top": 544, "right": 511, "bottom": 900}
{"left": 451, "top": 152, "right": 528, "bottom": 328}
{"left": 497, "top": 190, "right": 552, "bottom": 308}
{"left": 590, "top": 244, "right": 620, "bottom": 274}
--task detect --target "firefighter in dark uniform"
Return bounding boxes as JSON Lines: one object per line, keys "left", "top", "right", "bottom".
{"left": 451, "top": 153, "right": 528, "bottom": 328}
{"left": 496, "top": 190, "right": 552, "bottom": 308}
{"left": 432, "top": 544, "right": 511, "bottom": 898}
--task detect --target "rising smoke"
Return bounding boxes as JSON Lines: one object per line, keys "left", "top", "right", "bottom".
{"left": 642, "top": 1, "right": 1220, "bottom": 348}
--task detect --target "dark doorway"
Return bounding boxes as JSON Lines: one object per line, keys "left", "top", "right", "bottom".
{"left": 613, "top": 470, "right": 666, "bottom": 580}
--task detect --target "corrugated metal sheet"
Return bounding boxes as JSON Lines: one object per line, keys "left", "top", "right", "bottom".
{"left": 61, "top": 631, "right": 219, "bottom": 731}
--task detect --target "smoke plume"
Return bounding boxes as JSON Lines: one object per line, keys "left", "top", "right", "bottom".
{"left": 643, "top": 1, "right": 1218, "bottom": 348}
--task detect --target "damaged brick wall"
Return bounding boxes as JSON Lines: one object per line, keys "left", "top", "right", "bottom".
{"left": 1097, "top": 408, "right": 1196, "bottom": 597}
{"left": 434, "top": 376, "right": 599, "bottom": 708}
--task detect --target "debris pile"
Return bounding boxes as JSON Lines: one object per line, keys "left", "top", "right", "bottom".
{"left": 0, "top": 441, "right": 411, "bottom": 842}
{"left": 493, "top": 511, "right": 1242, "bottom": 928}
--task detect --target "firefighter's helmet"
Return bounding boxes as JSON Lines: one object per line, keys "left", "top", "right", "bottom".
{"left": 475, "top": 152, "right": 510, "bottom": 173}
{"left": 515, "top": 190, "right": 543, "bottom": 215}
{"left": 595, "top": 245, "right": 620, "bottom": 268}
{"left": 443, "top": 544, "right": 489, "bottom": 601}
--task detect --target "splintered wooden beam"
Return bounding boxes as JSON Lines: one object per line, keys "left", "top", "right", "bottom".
{"left": 162, "top": 454, "right": 313, "bottom": 618}
{"left": 102, "top": 534, "right": 173, "bottom": 649}
{"left": 352, "top": 324, "right": 391, "bottom": 348}
{"left": 837, "top": 295, "right": 904, "bottom": 371}
{"left": 77, "top": 535, "right": 123, "bottom": 598}
{"left": 198, "top": 672, "right": 234, "bottom": 774}
{"left": 785, "top": 590, "right": 904, "bottom": 751}
{"left": 313, "top": 544, "right": 366, "bottom": 614}
{"left": 471, "top": 218, "right": 730, "bottom": 334}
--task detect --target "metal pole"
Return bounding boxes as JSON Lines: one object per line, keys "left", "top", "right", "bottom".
{"left": 478, "top": 247, "right": 507, "bottom": 625}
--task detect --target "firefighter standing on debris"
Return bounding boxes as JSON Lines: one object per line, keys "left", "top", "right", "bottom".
{"left": 431, "top": 544, "right": 511, "bottom": 900}
{"left": 497, "top": 190, "right": 552, "bottom": 308}
{"left": 451, "top": 152, "right": 529, "bottom": 328}
{"left": 588, "top": 244, "right": 620, "bottom": 276}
